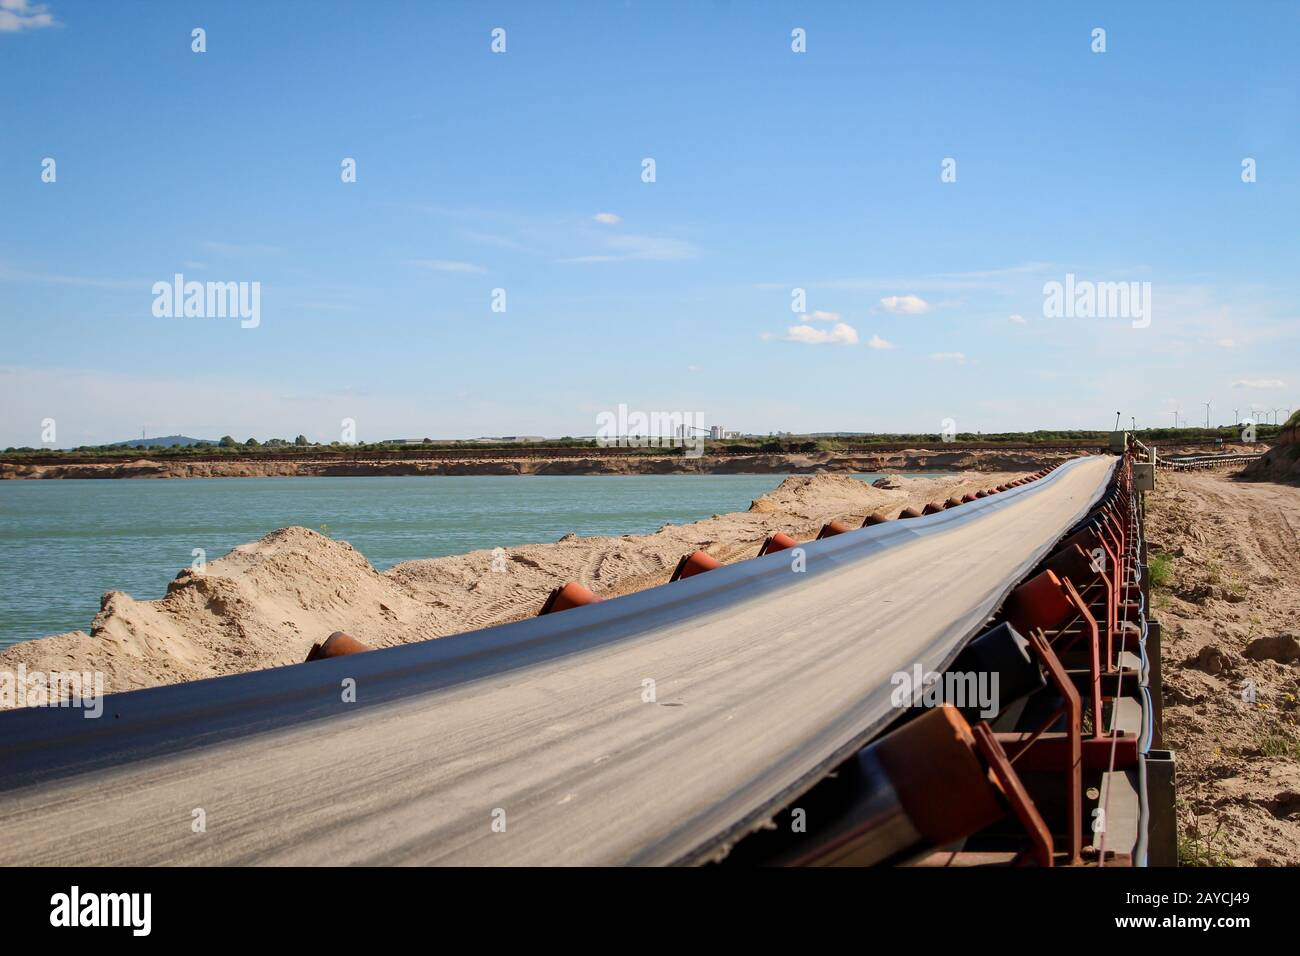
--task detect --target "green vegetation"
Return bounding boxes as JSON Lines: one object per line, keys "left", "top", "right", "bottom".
{"left": 1148, "top": 552, "right": 1174, "bottom": 588}
{"left": 1178, "top": 823, "right": 1234, "bottom": 867}
{"left": 1255, "top": 730, "right": 1300, "bottom": 760}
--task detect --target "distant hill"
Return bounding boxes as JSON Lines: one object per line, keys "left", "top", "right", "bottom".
{"left": 106, "top": 435, "right": 215, "bottom": 448}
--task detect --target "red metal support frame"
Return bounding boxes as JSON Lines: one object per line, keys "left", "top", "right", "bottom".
{"left": 993, "top": 628, "right": 1083, "bottom": 864}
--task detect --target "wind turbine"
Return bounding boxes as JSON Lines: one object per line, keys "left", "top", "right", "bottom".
{"left": 1202, "top": 401, "right": 1212, "bottom": 429}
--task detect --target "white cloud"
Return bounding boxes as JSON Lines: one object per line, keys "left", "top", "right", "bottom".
{"left": 0, "top": 0, "right": 56, "bottom": 31}
{"left": 867, "top": 334, "right": 894, "bottom": 350}
{"left": 1215, "top": 338, "right": 1236, "bottom": 348}
{"left": 592, "top": 212, "right": 622, "bottom": 225}
{"left": 1232, "top": 378, "right": 1286, "bottom": 389}
{"left": 879, "top": 294, "right": 931, "bottom": 315}
{"left": 930, "top": 352, "right": 966, "bottom": 363}
{"left": 407, "top": 259, "right": 487, "bottom": 274}
{"left": 806, "top": 310, "right": 841, "bottom": 322}
{"left": 784, "top": 322, "right": 859, "bottom": 346}
{"left": 1009, "top": 314, "right": 1026, "bottom": 324}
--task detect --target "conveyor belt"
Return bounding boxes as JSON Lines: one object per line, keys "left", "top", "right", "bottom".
{"left": 0, "top": 456, "right": 1116, "bottom": 865}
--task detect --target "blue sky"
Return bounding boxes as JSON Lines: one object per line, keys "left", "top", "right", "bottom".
{"left": 2, "top": 0, "right": 1297, "bottom": 447}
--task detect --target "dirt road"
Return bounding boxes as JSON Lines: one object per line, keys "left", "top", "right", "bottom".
{"left": 1145, "top": 470, "right": 1300, "bottom": 866}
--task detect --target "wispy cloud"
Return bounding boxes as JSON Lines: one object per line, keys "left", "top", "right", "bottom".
{"left": 1009, "top": 313, "right": 1026, "bottom": 325}
{"left": 758, "top": 263, "right": 1055, "bottom": 294}
{"left": 930, "top": 351, "right": 967, "bottom": 363}
{"left": 0, "top": 0, "right": 57, "bottom": 32}
{"left": 1232, "top": 378, "right": 1286, "bottom": 389}
{"left": 461, "top": 231, "right": 538, "bottom": 254}
{"left": 200, "top": 240, "right": 282, "bottom": 257}
{"left": 592, "top": 212, "right": 622, "bottom": 225}
{"left": 867, "top": 334, "right": 894, "bottom": 350}
{"left": 879, "top": 294, "right": 931, "bottom": 315}
{"left": 0, "top": 262, "right": 141, "bottom": 289}
{"left": 405, "top": 259, "right": 487, "bottom": 274}
{"left": 559, "top": 234, "right": 698, "bottom": 264}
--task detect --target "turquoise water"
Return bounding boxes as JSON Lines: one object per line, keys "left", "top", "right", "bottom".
{"left": 0, "top": 475, "right": 779, "bottom": 647}
{"left": 0, "top": 473, "right": 932, "bottom": 647}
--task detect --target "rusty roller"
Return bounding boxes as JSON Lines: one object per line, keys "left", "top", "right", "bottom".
{"left": 1042, "top": 543, "right": 1099, "bottom": 589}
{"left": 538, "top": 581, "right": 603, "bottom": 616}
{"left": 898, "top": 506, "right": 924, "bottom": 519}
{"left": 757, "top": 532, "right": 798, "bottom": 556}
{"left": 670, "top": 550, "right": 722, "bottom": 582}
{"left": 816, "top": 519, "right": 854, "bottom": 539}
{"left": 1003, "top": 569, "right": 1076, "bottom": 636}
{"left": 772, "top": 705, "right": 1050, "bottom": 867}
{"left": 961, "top": 493, "right": 979, "bottom": 503}
{"left": 974, "top": 490, "right": 989, "bottom": 499}
{"left": 304, "top": 630, "right": 371, "bottom": 663}
{"left": 945, "top": 496, "right": 964, "bottom": 508}
{"left": 922, "top": 501, "right": 945, "bottom": 515}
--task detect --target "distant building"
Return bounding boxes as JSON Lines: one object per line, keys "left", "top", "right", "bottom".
{"left": 710, "top": 425, "right": 724, "bottom": 440}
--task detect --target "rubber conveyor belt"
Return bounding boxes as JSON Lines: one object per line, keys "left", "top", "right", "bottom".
{"left": 0, "top": 456, "right": 1116, "bottom": 865}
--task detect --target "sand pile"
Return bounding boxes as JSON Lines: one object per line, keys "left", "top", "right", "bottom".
{"left": 0, "top": 471, "right": 1029, "bottom": 703}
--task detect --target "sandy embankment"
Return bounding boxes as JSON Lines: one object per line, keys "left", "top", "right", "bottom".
{"left": 0, "top": 471, "right": 1030, "bottom": 702}
{"left": 1241, "top": 412, "right": 1299, "bottom": 484}
{"left": 1146, "top": 469, "right": 1300, "bottom": 866}
{"left": 0, "top": 441, "right": 1256, "bottom": 480}
{"left": 0, "top": 448, "right": 1072, "bottom": 479}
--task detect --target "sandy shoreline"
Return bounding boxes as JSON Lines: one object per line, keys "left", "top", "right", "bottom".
{"left": 0, "top": 471, "right": 1031, "bottom": 701}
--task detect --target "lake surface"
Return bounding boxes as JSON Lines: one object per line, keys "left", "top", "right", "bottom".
{"left": 0, "top": 473, "right": 932, "bottom": 647}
